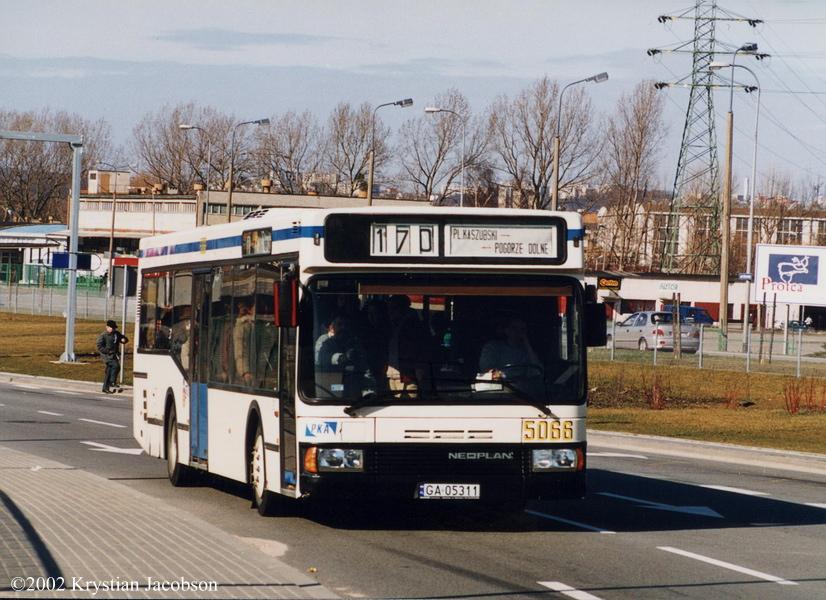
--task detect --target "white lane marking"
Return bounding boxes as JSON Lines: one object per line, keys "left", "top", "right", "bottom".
{"left": 806, "top": 503, "right": 826, "bottom": 509}
{"left": 701, "top": 484, "right": 769, "bottom": 496}
{"left": 598, "top": 492, "right": 723, "bottom": 519}
{"left": 56, "top": 390, "right": 81, "bottom": 396}
{"left": 525, "top": 509, "right": 616, "bottom": 534}
{"left": 81, "top": 441, "right": 143, "bottom": 455}
{"left": 12, "top": 384, "right": 40, "bottom": 390}
{"left": 658, "top": 546, "right": 797, "bottom": 586}
{"left": 78, "top": 418, "right": 126, "bottom": 429}
{"left": 38, "top": 410, "right": 64, "bottom": 417}
{"left": 589, "top": 452, "right": 648, "bottom": 460}
{"left": 538, "top": 581, "right": 604, "bottom": 600}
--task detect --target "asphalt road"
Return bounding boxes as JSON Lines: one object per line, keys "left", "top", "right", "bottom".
{"left": 2, "top": 380, "right": 826, "bottom": 599}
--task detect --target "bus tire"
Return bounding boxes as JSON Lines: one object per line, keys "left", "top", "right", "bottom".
{"left": 166, "top": 404, "right": 192, "bottom": 486}
{"left": 250, "top": 422, "right": 277, "bottom": 516}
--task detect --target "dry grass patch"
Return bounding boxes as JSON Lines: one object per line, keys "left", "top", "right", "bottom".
{"left": 589, "top": 407, "right": 826, "bottom": 454}
{"left": 0, "top": 313, "right": 133, "bottom": 384}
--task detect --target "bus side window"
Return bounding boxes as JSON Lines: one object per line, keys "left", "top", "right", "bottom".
{"left": 139, "top": 276, "right": 158, "bottom": 350}
{"left": 209, "top": 266, "right": 233, "bottom": 384}
{"left": 255, "top": 263, "right": 280, "bottom": 391}
{"left": 171, "top": 271, "right": 193, "bottom": 372}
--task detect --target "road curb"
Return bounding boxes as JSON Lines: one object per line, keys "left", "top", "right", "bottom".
{"left": 0, "top": 370, "right": 132, "bottom": 395}
{"left": 590, "top": 429, "right": 826, "bottom": 477}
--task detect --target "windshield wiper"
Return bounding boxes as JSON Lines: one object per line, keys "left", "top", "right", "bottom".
{"left": 469, "top": 377, "right": 555, "bottom": 418}
{"left": 343, "top": 391, "right": 402, "bottom": 416}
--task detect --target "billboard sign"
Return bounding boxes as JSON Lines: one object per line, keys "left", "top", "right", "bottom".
{"left": 753, "top": 244, "right": 826, "bottom": 306}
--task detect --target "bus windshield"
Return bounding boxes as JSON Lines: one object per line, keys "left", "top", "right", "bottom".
{"left": 299, "top": 274, "right": 584, "bottom": 407}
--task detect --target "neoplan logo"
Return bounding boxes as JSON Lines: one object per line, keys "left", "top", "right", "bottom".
{"left": 448, "top": 452, "right": 514, "bottom": 460}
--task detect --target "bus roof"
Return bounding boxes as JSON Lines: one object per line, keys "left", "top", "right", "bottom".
{"left": 138, "top": 206, "right": 584, "bottom": 272}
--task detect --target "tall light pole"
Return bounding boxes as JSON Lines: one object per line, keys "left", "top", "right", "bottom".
{"left": 717, "top": 43, "right": 757, "bottom": 351}
{"left": 424, "top": 106, "right": 466, "bottom": 207}
{"left": 367, "top": 98, "right": 413, "bottom": 205}
{"left": 711, "top": 60, "right": 761, "bottom": 357}
{"left": 179, "top": 124, "right": 212, "bottom": 226}
{"left": 97, "top": 161, "right": 131, "bottom": 321}
{"left": 551, "top": 72, "right": 608, "bottom": 211}
{"left": 227, "top": 118, "right": 270, "bottom": 221}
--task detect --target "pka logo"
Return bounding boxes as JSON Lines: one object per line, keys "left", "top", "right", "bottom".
{"left": 305, "top": 421, "right": 339, "bottom": 437}
{"left": 768, "top": 255, "right": 818, "bottom": 285}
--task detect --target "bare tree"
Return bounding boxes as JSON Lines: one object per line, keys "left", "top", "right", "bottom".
{"left": 131, "top": 103, "right": 256, "bottom": 194}
{"left": 600, "top": 81, "right": 666, "bottom": 270}
{"left": 0, "top": 109, "right": 111, "bottom": 222}
{"left": 397, "top": 89, "right": 488, "bottom": 204}
{"left": 488, "top": 77, "right": 599, "bottom": 209}
{"left": 323, "top": 102, "right": 390, "bottom": 197}
{"left": 252, "top": 111, "right": 322, "bottom": 194}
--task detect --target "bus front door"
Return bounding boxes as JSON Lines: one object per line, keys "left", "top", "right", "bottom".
{"left": 279, "top": 326, "right": 298, "bottom": 491}
{"left": 190, "top": 270, "right": 212, "bottom": 465}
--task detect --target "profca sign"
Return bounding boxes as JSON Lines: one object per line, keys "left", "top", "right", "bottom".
{"left": 753, "top": 244, "right": 826, "bottom": 306}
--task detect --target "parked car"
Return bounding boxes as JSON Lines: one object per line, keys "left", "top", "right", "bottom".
{"left": 608, "top": 311, "right": 701, "bottom": 353}
{"left": 662, "top": 304, "right": 714, "bottom": 325}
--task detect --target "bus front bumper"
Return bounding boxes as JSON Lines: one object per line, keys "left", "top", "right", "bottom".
{"left": 298, "top": 442, "right": 587, "bottom": 503}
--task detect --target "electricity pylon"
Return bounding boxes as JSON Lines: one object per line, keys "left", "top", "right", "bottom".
{"left": 649, "top": 1, "right": 763, "bottom": 274}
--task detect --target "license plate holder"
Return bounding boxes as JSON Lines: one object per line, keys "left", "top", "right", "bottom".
{"left": 417, "top": 483, "right": 480, "bottom": 500}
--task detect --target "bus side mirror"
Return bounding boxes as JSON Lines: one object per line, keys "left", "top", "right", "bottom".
{"left": 584, "top": 303, "right": 607, "bottom": 347}
{"left": 274, "top": 278, "right": 298, "bottom": 328}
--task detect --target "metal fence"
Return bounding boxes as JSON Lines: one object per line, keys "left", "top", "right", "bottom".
{"left": 0, "top": 282, "right": 131, "bottom": 322}
{"left": 0, "top": 263, "right": 105, "bottom": 290}
{"left": 594, "top": 321, "right": 826, "bottom": 378}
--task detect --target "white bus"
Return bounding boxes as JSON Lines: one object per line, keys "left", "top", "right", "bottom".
{"left": 133, "top": 207, "right": 606, "bottom": 514}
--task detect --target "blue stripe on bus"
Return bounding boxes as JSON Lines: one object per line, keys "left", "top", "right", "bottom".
{"left": 139, "top": 226, "right": 324, "bottom": 258}
{"left": 273, "top": 226, "right": 324, "bottom": 242}
{"left": 567, "top": 228, "right": 583, "bottom": 241}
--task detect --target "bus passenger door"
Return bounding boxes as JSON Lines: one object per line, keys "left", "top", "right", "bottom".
{"left": 279, "top": 326, "right": 298, "bottom": 491}
{"left": 190, "top": 270, "right": 212, "bottom": 465}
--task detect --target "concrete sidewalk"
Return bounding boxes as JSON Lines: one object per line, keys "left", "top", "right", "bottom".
{"left": 0, "top": 446, "right": 336, "bottom": 599}
{"left": 589, "top": 429, "right": 826, "bottom": 477}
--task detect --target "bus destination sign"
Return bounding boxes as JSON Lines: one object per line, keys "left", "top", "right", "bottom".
{"left": 446, "top": 225, "right": 557, "bottom": 259}
{"left": 323, "top": 213, "right": 566, "bottom": 264}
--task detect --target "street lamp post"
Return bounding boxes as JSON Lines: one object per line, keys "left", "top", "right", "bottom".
{"left": 367, "top": 98, "right": 413, "bottom": 205}
{"left": 97, "top": 161, "right": 131, "bottom": 321}
{"left": 711, "top": 61, "right": 761, "bottom": 360}
{"left": 179, "top": 124, "right": 212, "bottom": 226}
{"left": 424, "top": 106, "right": 466, "bottom": 207}
{"left": 551, "top": 72, "right": 608, "bottom": 211}
{"left": 716, "top": 43, "right": 757, "bottom": 351}
{"left": 227, "top": 118, "right": 270, "bottom": 221}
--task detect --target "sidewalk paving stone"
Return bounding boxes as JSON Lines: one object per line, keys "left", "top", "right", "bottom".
{"left": 0, "top": 446, "right": 336, "bottom": 599}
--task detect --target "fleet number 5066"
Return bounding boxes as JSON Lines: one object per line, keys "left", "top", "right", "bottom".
{"left": 522, "top": 420, "right": 574, "bottom": 441}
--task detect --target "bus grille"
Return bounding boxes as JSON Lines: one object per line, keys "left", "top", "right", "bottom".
{"left": 369, "top": 444, "right": 525, "bottom": 477}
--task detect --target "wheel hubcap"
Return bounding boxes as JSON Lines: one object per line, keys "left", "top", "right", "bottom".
{"left": 252, "top": 435, "right": 264, "bottom": 500}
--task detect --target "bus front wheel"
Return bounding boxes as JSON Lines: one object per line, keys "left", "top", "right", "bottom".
{"left": 250, "top": 422, "right": 278, "bottom": 516}
{"left": 166, "top": 405, "right": 192, "bottom": 486}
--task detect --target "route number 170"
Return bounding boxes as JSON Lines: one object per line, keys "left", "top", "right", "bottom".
{"left": 370, "top": 223, "right": 439, "bottom": 257}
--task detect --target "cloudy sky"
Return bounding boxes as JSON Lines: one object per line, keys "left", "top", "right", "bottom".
{"left": 2, "top": 0, "right": 825, "bottom": 192}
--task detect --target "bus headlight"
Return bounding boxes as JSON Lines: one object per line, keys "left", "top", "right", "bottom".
{"left": 532, "top": 448, "right": 578, "bottom": 471}
{"left": 317, "top": 448, "right": 364, "bottom": 472}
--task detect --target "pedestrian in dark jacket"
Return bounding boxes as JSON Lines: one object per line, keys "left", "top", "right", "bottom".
{"left": 96, "top": 320, "right": 128, "bottom": 393}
